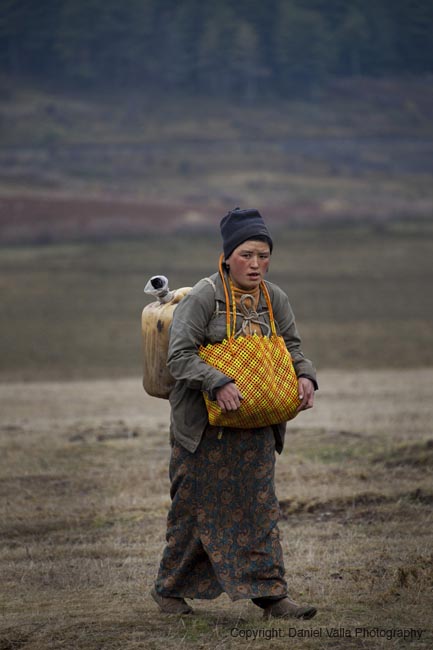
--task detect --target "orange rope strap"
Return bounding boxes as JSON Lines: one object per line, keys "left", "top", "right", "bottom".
{"left": 218, "top": 254, "right": 234, "bottom": 340}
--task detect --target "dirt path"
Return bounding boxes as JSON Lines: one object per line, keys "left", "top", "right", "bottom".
{"left": 1, "top": 368, "right": 432, "bottom": 436}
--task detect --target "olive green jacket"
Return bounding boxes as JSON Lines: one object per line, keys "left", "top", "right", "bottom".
{"left": 167, "top": 271, "right": 317, "bottom": 454}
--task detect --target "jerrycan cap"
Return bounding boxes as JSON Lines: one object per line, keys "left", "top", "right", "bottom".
{"left": 144, "top": 275, "right": 174, "bottom": 303}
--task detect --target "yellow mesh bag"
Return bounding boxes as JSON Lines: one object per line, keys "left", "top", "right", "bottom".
{"left": 198, "top": 255, "right": 300, "bottom": 428}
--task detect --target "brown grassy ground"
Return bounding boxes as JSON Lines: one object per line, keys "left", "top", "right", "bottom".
{"left": 1, "top": 370, "right": 432, "bottom": 650}
{"left": 1, "top": 223, "right": 432, "bottom": 381}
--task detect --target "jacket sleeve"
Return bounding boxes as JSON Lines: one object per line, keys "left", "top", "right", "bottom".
{"left": 271, "top": 285, "right": 318, "bottom": 390}
{"left": 167, "top": 283, "right": 232, "bottom": 396}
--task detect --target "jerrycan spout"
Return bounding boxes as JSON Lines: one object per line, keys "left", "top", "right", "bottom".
{"left": 144, "top": 275, "right": 175, "bottom": 304}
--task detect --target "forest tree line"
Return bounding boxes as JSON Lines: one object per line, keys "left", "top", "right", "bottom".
{"left": 1, "top": 0, "right": 432, "bottom": 99}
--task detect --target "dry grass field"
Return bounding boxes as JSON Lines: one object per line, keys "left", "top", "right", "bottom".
{"left": 1, "top": 222, "right": 433, "bottom": 382}
{"left": 1, "top": 370, "right": 432, "bottom": 650}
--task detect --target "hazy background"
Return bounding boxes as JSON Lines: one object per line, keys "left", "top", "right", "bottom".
{"left": 0, "top": 0, "right": 432, "bottom": 379}
{"left": 1, "top": 5, "right": 433, "bottom": 649}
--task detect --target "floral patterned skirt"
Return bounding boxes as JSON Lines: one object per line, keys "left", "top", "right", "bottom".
{"left": 155, "top": 424, "right": 288, "bottom": 601}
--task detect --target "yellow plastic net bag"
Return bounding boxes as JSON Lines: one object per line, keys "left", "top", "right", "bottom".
{"left": 198, "top": 255, "right": 300, "bottom": 428}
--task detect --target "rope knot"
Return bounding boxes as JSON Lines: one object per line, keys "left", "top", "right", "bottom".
{"left": 235, "top": 294, "right": 271, "bottom": 337}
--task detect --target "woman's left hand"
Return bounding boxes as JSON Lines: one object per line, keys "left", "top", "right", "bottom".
{"left": 296, "top": 377, "right": 315, "bottom": 412}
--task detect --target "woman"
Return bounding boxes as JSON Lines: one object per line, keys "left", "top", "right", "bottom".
{"left": 151, "top": 208, "right": 318, "bottom": 619}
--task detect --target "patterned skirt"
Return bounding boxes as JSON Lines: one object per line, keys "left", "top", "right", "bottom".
{"left": 155, "top": 424, "right": 288, "bottom": 601}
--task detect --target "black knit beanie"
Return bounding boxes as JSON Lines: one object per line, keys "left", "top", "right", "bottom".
{"left": 220, "top": 207, "right": 273, "bottom": 260}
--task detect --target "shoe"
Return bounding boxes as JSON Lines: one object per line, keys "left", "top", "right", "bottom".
{"left": 150, "top": 586, "right": 193, "bottom": 615}
{"left": 263, "top": 597, "right": 317, "bottom": 620}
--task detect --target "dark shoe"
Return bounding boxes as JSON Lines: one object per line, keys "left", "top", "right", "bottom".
{"left": 150, "top": 586, "right": 193, "bottom": 615}
{"left": 263, "top": 597, "right": 317, "bottom": 620}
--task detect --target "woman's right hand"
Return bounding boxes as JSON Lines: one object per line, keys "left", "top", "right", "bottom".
{"left": 215, "top": 382, "right": 243, "bottom": 413}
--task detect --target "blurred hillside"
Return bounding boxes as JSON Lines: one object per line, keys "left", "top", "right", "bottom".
{"left": 0, "top": 77, "right": 432, "bottom": 376}
{"left": 1, "top": 1, "right": 433, "bottom": 243}
{"left": 1, "top": 76, "right": 432, "bottom": 244}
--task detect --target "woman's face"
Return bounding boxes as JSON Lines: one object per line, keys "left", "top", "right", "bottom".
{"left": 226, "top": 239, "right": 271, "bottom": 290}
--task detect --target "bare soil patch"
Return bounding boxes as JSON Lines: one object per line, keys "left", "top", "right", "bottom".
{"left": 0, "top": 194, "right": 213, "bottom": 245}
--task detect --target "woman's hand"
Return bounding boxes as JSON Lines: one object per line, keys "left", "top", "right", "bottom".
{"left": 216, "top": 382, "right": 243, "bottom": 413}
{"left": 296, "top": 377, "right": 315, "bottom": 412}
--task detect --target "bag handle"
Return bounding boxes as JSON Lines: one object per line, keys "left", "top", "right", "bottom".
{"left": 218, "top": 253, "right": 277, "bottom": 340}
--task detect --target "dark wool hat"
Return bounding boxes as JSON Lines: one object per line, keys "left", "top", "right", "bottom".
{"left": 220, "top": 208, "right": 273, "bottom": 260}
